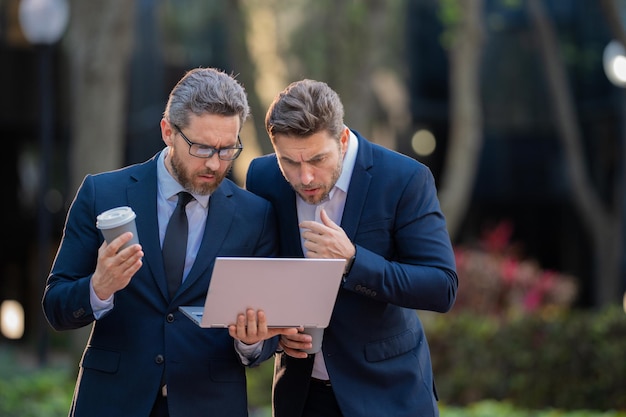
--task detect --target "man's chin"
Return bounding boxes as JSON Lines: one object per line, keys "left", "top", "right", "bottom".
{"left": 192, "top": 178, "right": 224, "bottom": 195}
{"left": 297, "top": 192, "right": 324, "bottom": 205}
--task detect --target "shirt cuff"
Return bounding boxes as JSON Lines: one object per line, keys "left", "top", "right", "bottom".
{"left": 234, "top": 340, "right": 264, "bottom": 365}
{"left": 90, "top": 278, "right": 114, "bottom": 319}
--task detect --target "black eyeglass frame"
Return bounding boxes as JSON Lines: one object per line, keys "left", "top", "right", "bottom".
{"left": 173, "top": 124, "right": 243, "bottom": 160}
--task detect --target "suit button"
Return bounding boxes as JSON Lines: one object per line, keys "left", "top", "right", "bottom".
{"left": 166, "top": 313, "right": 175, "bottom": 323}
{"left": 72, "top": 308, "right": 85, "bottom": 318}
{"left": 155, "top": 355, "right": 164, "bottom": 364}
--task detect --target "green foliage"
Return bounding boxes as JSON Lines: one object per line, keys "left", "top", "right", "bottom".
{"left": 247, "top": 359, "right": 274, "bottom": 413}
{"left": 433, "top": 220, "right": 625, "bottom": 410}
{"left": 440, "top": 400, "right": 626, "bottom": 417}
{"left": 427, "top": 306, "right": 626, "bottom": 411}
{"left": 438, "top": 0, "right": 464, "bottom": 28}
{"left": 0, "top": 349, "right": 74, "bottom": 417}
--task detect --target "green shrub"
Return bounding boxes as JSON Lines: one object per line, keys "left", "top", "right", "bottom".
{"left": 427, "top": 306, "right": 626, "bottom": 411}
{"left": 440, "top": 400, "right": 626, "bottom": 417}
{"left": 0, "top": 350, "right": 74, "bottom": 417}
{"left": 247, "top": 359, "right": 274, "bottom": 414}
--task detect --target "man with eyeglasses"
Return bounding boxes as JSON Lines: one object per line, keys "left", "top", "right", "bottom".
{"left": 42, "top": 67, "right": 296, "bottom": 417}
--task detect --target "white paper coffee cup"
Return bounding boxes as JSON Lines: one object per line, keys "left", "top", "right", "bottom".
{"left": 96, "top": 206, "right": 139, "bottom": 250}
{"left": 301, "top": 327, "right": 324, "bottom": 354}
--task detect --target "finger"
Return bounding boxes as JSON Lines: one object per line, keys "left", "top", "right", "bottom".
{"left": 283, "top": 346, "right": 309, "bottom": 359}
{"left": 228, "top": 325, "right": 238, "bottom": 339}
{"left": 246, "top": 308, "right": 258, "bottom": 336}
{"left": 123, "top": 248, "right": 144, "bottom": 269}
{"left": 302, "top": 238, "right": 317, "bottom": 252}
{"left": 127, "top": 257, "right": 143, "bottom": 277}
{"left": 281, "top": 332, "right": 312, "bottom": 346}
{"left": 256, "top": 310, "right": 269, "bottom": 335}
{"left": 119, "top": 243, "right": 143, "bottom": 257}
{"left": 318, "top": 209, "right": 339, "bottom": 229}
{"left": 299, "top": 221, "right": 324, "bottom": 233}
{"left": 267, "top": 327, "right": 299, "bottom": 338}
{"left": 107, "top": 232, "right": 134, "bottom": 255}
{"left": 235, "top": 313, "right": 247, "bottom": 339}
{"left": 117, "top": 248, "right": 143, "bottom": 279}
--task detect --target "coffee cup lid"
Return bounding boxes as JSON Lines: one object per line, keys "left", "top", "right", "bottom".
{"left": 96, "top": 206, "right": 136, "bottom": 229}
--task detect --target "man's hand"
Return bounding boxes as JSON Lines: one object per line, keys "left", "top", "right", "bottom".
{"left": 92, "top": 232, "right": 143, "bottom": 300}
{"left": 228, "top": 309, "right": 299, "bottom": 345}
{"left": 300, "top": 208, "right": 355, "bottom": 260}
{"left": 278, "top": 331, "right": 314, "bottom": 359}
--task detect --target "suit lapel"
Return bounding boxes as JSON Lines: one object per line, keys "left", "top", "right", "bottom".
{"left": 341, "top": 132, "right": 373, "bottom": 240}
{"left": 127, "top": 157, "right": 170, "bottom": 301}
{"left": 279, "top": 190, "right": 304, "bottom": 257}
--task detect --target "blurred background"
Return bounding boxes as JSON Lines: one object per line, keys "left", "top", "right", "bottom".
{"left": 0, "top": 0, "right": 625, "bottom": 416}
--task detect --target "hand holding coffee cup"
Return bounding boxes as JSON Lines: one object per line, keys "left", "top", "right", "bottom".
{"left": 96, "top": 206, "right": 139, "bottom": 251}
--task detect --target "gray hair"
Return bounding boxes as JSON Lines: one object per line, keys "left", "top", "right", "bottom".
{"left": 265, "top": 79, "right": 344, "bottom": 141}
{"left": 164, "top": 67, "right": 250, "bottom": 129}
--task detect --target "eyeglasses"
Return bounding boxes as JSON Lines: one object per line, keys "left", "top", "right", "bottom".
{"left": 173, "top": 124, "right": 243, "bottom": 160}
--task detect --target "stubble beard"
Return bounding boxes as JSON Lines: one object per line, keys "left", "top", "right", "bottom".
{"left": 294, "top": 159, "right": 343, "bottom": 205}
{"left": 170, "top": 152, "right": 231, "bottom": 195}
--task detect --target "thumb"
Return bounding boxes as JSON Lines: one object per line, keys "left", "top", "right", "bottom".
{"left": 319, "top": 208, "right": 339, "bottom": 229}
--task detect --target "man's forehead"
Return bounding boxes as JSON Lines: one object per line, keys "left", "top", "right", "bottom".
{"left": 274, "top": 132, "right": 336, "bottom": 160}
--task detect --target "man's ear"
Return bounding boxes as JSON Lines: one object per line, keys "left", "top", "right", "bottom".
{"left": 340, "top": 127, "right": 350, "bottom": 156}
{"left": 161, "top": 118, "right": 174, "bottom": 146}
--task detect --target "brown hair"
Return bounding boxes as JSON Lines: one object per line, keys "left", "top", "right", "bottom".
{"left": 265, "top": 79, "right": 344, "bottom": 141}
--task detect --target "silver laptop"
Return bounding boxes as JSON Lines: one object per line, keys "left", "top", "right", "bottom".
{"left": 179, "top": 257, "right": 345, "bottom": 328}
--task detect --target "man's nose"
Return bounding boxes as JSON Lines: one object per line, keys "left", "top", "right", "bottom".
{"left": 300, "top": 164, "right": 314, "bottom": 185}
{"left": 204, "top": 153, "right": 221, "bottom": 170}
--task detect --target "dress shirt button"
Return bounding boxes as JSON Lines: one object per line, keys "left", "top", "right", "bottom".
{"left": 155, "top": 354, "right": 164, "bottom": 364}
{"left": 166, "top": 313, "right": 175, "bottom": 323}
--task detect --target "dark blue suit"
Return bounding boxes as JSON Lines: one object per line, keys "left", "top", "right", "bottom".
{"left": 43, "top": 152, "right": 279, "bottom": 417}
{"left": 246, "top": 131, "right": 458, "bottom": 417}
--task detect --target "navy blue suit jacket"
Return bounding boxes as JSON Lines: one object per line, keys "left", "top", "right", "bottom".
{"left": 43, "top": 152, "right": 279, "bottom": 417}
{"left": 246, "top": 131, "right": 458, "bottom": 417}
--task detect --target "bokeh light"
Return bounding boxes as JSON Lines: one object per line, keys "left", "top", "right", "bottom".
{"left": 411, "top": 129, "right": 437, "bottom": 157}
{"left": 1, "top": 300, "right": 25, "bottom": 339}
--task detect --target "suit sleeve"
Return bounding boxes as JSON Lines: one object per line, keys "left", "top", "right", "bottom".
{"left": 42, "top": 175, "right": 101, "bottom": 330}
{"left": 343, "top": 166, "right": 458, "bottom": 313}
{"left": 253, "top": 192, "right": 279, "bottom": 258}
{"left": 246, "top": 159, "right": 260, "bottom": 194}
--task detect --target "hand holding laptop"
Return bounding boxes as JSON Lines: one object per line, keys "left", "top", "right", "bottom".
{"left": 179, "top": 257, "right": 345, "bottom": 357}
{"left": 228, "top": 308, "right": 301, "bottom": 345}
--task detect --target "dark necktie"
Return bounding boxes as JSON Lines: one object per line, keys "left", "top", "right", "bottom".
{"left": 163, "top": 191, "right": 194, "bottom": 299}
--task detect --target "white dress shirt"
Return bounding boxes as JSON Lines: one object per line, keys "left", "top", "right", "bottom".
{"left": 296, "top": 130, "right": 358, "bottom": 380}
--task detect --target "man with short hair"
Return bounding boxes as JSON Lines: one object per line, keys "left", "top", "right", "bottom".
{"left": 246, "top": 79, "right": 458, "bottom": 417}
{"left": 43, "top": 67, "right": 294, "bottom": 417}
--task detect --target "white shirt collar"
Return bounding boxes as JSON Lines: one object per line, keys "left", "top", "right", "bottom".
{"left": 334, "top": 129, "right": 358, "bottom": 194}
